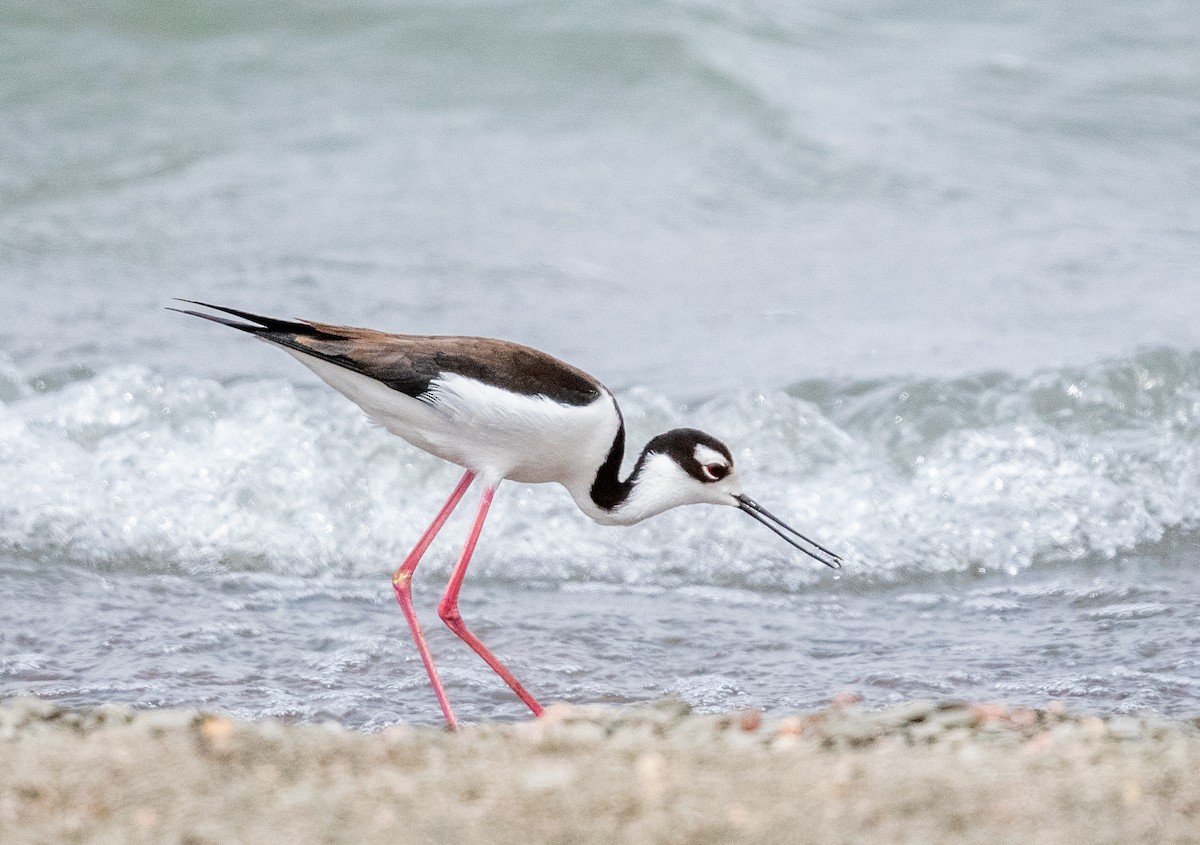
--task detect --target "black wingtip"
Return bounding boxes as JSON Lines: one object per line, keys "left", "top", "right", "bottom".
{"left": 168, "top": 302, "right": 263, "bottom": 334}
{"left": 169, "top": 300, "right": 308, "bottom": 334}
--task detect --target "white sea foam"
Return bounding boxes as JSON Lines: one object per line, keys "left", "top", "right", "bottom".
{"left": 3, "top": 349, "right": 1197, "bottom": 588}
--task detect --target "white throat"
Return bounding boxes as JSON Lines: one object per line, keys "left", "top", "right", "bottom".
{"left": 572, "top": 452, "right": 722, "bottom": 526}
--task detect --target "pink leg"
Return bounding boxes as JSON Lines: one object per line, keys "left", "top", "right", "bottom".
{"left": 392, "top": 469, "right": 476, "bottom": 729}
{"left": 438, "top": 485, "right": 544, "bottom": 717}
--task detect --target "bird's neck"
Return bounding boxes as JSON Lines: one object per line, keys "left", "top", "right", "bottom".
{"left": 574, "top": 425, "right": 677, "bottom": 526}
{"left": 588, "top": 419, "right": 631, "bottom": 511}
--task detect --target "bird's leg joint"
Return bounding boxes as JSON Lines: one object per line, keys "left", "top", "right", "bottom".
{"left": 392, "top": 567, "right": 412, "bottom": 591}
{"left": 437, "top": 597, "right": 462, "bottom": 627}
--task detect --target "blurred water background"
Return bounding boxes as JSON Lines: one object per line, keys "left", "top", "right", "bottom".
{"left": 2, "top": 0, "right": 1199, "bottom": 725}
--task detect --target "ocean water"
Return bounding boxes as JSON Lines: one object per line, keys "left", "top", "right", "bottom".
{"left": 2, "top": 0, "right": 1199, "bottom": 725}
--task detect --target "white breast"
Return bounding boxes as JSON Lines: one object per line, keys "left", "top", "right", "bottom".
{"left": 284, "top": 348, "right": 620, "bottom": 489}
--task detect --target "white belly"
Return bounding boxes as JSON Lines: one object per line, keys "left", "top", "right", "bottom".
{"left": 286, "top": 349, "right": 619, "bottom": 488}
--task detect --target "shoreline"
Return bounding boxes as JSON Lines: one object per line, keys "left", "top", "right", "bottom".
{"left": 2, "top": 697, "right": 1198, "bottom": 844}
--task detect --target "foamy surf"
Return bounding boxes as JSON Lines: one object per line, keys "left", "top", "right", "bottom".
{"left": 3, "top": 348, "right": 1197, "bottom": 588}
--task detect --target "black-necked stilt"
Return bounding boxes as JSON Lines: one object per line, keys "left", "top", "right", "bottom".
{"left": 175, "top": 301, "right": 841, "bottom": 728}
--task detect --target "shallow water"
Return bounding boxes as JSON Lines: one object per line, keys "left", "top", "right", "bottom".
{"left": 3, "top": 550, "right": 1198, "bottom": 726}
{"left": 3, "top": 0, "right": 1200, "bottom": 723}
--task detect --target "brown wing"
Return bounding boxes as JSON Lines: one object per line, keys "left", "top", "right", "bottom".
{"left": 172, "top": 301, "right": 604, "bottom": 407}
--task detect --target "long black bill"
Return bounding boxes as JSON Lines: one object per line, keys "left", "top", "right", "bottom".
{"left": 735, "top": 494, "right": 843, "bottom": 570}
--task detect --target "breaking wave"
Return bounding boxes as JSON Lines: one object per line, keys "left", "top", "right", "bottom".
{"left": 3, "top": 347, "right": 1199, "bottom": 589}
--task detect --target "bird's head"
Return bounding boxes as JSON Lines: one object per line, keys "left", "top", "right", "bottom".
{"left": 627, "top": 428, "right": 841, "bottom": 569}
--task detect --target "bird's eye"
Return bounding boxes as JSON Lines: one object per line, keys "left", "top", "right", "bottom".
{"left": 702, "top": 463, "right": 729, "bottom": 481}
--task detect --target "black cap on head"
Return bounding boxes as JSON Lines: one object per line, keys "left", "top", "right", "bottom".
{"left": 644, "top": 428, "right": 734, "bottom": 484}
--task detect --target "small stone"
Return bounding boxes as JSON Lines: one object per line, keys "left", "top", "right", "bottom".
{"left": 739, "top": 709, "right": 763, "bottom": 732}
{"left": 775, "top": 716, "right": 809, "bottom": 738}
{"left": 198, "top": 716, "right": 236, "bottom": 756}
{"left": 971, "top": 703, "right": 1009, "bottom": 725}
{"left": 832, "top": 691, "right": 862, "bottom": 709}
{"left": 770, "top": 733, "right": 802, "bottom": 751}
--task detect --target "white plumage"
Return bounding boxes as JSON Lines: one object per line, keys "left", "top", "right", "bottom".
{"left": 291, "top": 351, "right": 620, "bottom": 492}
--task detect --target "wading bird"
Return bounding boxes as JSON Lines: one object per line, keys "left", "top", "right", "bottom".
{"left": 176, "top": 302, "right": 841, "bottom": 728}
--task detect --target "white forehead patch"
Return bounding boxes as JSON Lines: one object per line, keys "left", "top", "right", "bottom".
{"left": 693, "top": 444, "right": 727, "bottom": 468}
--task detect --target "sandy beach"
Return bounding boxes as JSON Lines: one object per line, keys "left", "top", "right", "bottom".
{"left": 2, "top": 697, "right": 1197, "bottom": 844}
